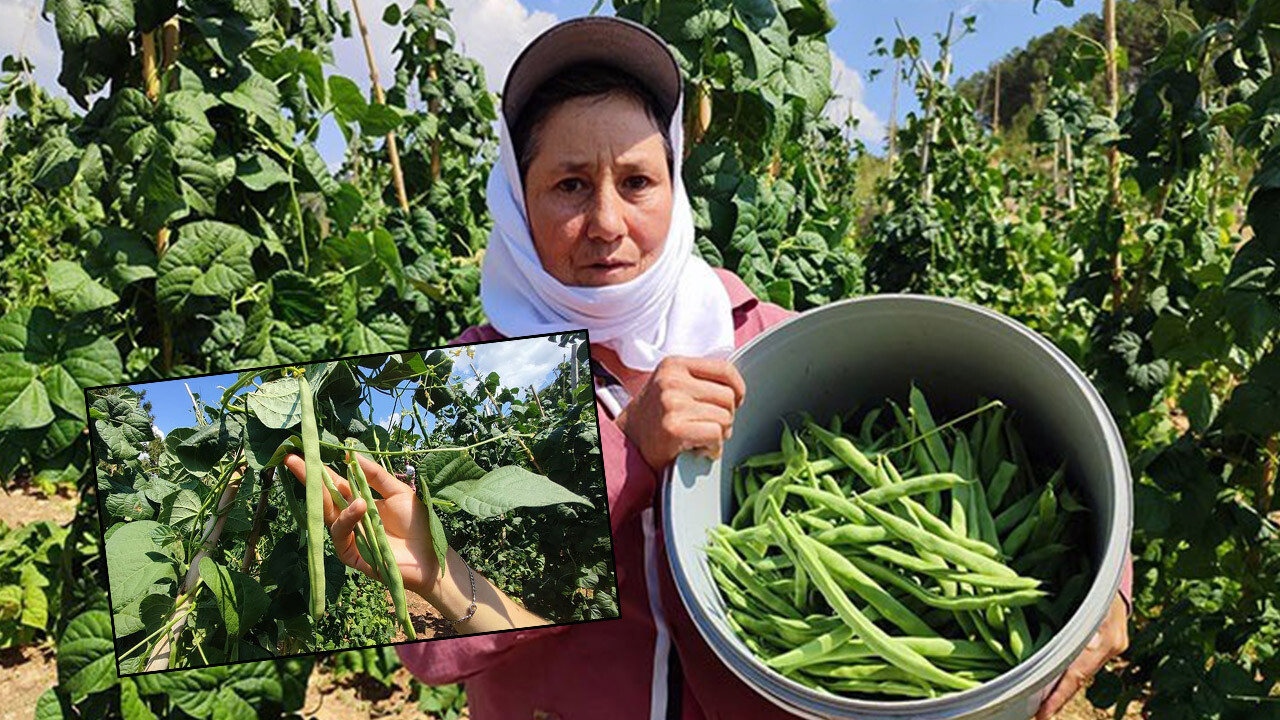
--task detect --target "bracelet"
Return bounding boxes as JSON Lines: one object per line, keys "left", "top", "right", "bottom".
{"left": 444, "top": 557, "right": 477, "bottom": 626}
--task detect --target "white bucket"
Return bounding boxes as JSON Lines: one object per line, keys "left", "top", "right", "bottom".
{"left": 664, "top": 295, "right": 1132, "bottom": 719}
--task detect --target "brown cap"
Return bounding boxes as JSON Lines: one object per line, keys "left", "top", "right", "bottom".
{"left": 501, "top": 16, "right": 682, "bottom": 129}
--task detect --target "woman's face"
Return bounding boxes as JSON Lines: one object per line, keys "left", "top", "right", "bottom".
{"left": 523, "top": 93, "right": 673, "bottom": 287}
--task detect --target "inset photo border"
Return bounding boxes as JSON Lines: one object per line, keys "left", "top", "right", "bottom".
{"left": 84, "top": 331, "right": 617, "bottom": 677}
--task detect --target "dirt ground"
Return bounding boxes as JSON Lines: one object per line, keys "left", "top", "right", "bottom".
{"left": 0, "top": 485, "right": 72, "bottom": 720}
{"left": 0, "top": 644, "right": 57, "bottom": 720}
{"left": 391, "top": 589, "right": 457, "bottom": 643}
{"left": 0, "top": 485, "right": 77, "bottom": 528}
{"left": 305, "top": 663, "right": 468, "bottom": 720}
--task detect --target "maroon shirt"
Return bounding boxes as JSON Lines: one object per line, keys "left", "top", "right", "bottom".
{"left": 396, "top": 268, "right": 1134, "bottom": 719}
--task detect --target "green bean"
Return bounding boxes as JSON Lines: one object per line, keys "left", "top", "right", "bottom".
{"left": 1008, "top": 606, "right": 1033, "bottom": 661}
{"left": 805, "top": 419, "right": 880, "bottom": 486}
{"left": 857, "top": 473, "right": 969, "bottom": 506}
{"left": 853, "top": 497, "right": 1018, "bottom": 578}
{"left": 705, "top": 540, "right": 802, "bottom": 620}
{"left": 298, "top": 375, "right": 326, "bottom": 619}
{"left": 710, "top": 564, "right": 751, "bottom": 611}
{"left": 979, "top": 405, "right": 1006, "bottom": 480}
{"left": 348, "top": 449, "right": 416, "bottom": 640}
{"left": 805, "top": 537, "right": 938, "bottom": 637}
{"left": 784, "top": 485, "right": 868, "bottom": 523}
{"left": 909, "top": 383, "right": 952, "bottom": 474}
{"left": 815, "top": 525, "right": 892, "bottom": 545}
{"left": 771, "top": 503, "right": 978, "bottom": 691}
{"left": 846, "top": 554, "right": 1046, "bottom": 611}
{"left": 1011, "top": 543, "right": 1071, "bottom": 576}
{"left": 798, "top": 635, "right": 1002, "bottom": 668}
{"left": 319, "top": 463, "right": 384, "bottom": 579}
{"left": 765, "top": 625, "right": 856, "bottom": 671}
{"left": 969, "top": 608, "right": 1018, "bottom": 666}
{"left": 994, "top": 464, "right": 1063, "bottom": 534}
{"left": 796, "top": 512, "right": 836, "bottom": 533}
{"left": 739, "top": 451, "right": 786, "bottom": 468}
{"left": 986, "top": 460, "right": 1019, "bottom": 512}
{"left": 822, "top": 679, "right": 939, "bottom": 698}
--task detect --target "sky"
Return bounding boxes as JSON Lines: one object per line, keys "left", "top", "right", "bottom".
{"left": 131, "top": 337, "right": 571, "bottom": 436}
{"left": 2, "top": 0, "right": 1096, "bottom": 160}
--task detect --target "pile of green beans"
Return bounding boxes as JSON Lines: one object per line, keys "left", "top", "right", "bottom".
{"left": 708, "top": 385, "right": 1092, "bottom": 700}
{"left": 298, "top": 375, "right": 417, "bottom": 639}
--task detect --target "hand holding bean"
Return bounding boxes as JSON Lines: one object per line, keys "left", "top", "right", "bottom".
{"left": 1035, "top": 594, "right": 1129, "bottom": 719}
{"left": 617, "top": 356, "right": 746, "bottom": 469}
{"left": 281, "top": 452, "right": 444, "bottom": 599}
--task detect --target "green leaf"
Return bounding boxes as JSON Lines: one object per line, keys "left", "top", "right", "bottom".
{"left": 297, "top": 143, "right": 339, "bottom": 196}
{"left": 1221, "top": 349, "right": 1280, "bottom": 437}
{"left": 1181, "top": 376, "right": 1219, "bottom": 434}
{"left": 105, "top": 520, "right": 177, "bottom": 608}
{"left": 343, "top": 314, "right": 410, "bottom": 355}
{"left": 236, "top": 152, "right": 290, "bottom": 191}
{"left": 436, "top": 465, "right": 594, "bottom": 519}
{"left": 56, "top": 610, "right": 116, "bottom": 704}
{"left": 47, "top": 261, "right": 119, "bottom": 313}
{"left": 172, "top": 415, "right": 243, "bottom": 473}
{"left": 159, "top": 488, "right": 202, "bottom": 533}
{"left": 247, "top": 377, "right": 303, "bottom": 429}
{"left": 328, "top": 76, "right": 368, "bottom": 124}
{"left": 34, "top": 688, "right": 68, "bottom": 720}
{"left": 199, "top": 556, "right": 270, "bottom": 637}
{"left": 83, "top": 227, "right": 158, "bottom": 290}
{"left": 221, "top": 70, "right": 281, "bottom": 122}
{"left": 120, "top": 677, "right": 158, "bottom": 720}
{"left": 0, "top": 356, "right": 54, "bottom": 431}
{"left": 360, "top": 103, "right": 404, "bottom": 135}
{"left": 157, "top": 221, "right": 256, "bottom": 311}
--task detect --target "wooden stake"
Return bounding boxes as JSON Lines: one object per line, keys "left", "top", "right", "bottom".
{"left": 888, "top": 57, "right": 899, "bottom": 169}
{"left": 351, "top": 0, "right": 410, "bottom": 211}
{"left": 992, "top": 64, "right": 1001, "bottom": 136}
{"left": 427, "top": 0, "right": 441, "bottom": 182}
{"left": 241, "top": 469, "right": 276, "bottom": 573}
{"left": 1104, "top": 0, "right": 1124, "bottom": 311}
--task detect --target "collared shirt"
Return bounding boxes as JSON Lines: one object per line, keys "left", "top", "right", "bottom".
{"left": 396, "top": 268, "right": 1134, "bottom": 719}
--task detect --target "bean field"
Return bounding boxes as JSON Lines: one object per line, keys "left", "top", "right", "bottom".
{"left": 1, "top": 0, "right": 1278, "bottom": 717}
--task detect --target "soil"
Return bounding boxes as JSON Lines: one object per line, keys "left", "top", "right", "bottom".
{"left": 304, "top": 663, "right": 468, "bottom": 720}
{"left": 0, "top": 644, "right": 58, "bottom": 720}
{"left": 0, "top": 485, "right": 77, "bottom": 528}
{"left": 390, "top": 589, "right": 457, "bottom": 643}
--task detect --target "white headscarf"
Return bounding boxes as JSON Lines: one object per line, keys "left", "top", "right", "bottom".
{"left": 479, "top": 89, "right": 735, "bottom": 372}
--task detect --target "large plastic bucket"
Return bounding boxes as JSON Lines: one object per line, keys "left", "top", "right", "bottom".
{"left": 664, "top": 294, "right": 1132, "bottom": 719}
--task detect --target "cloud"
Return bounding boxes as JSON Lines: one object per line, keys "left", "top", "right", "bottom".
{"left": 379, "top": 412, "right": 403, "bottom": 429}
{"left": 2, "top": 1, "right": 63, "bottom": 90}
{"left": 450, "top": 0, "right": 559, "bottom": 96}
{"left": 460, "top": 337, "right": 569, "bottom": 396}
{"left": 331, "top": 0, "right": 557, "bottom": 104}
{"left": 824, "top": 50, "right": 886, "bottom": 145}
{"left": 152, "top": 424, "right": 165, "bottom": 440}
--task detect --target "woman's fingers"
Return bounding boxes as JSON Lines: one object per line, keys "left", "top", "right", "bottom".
{"left": 684, "top": 374, "right": 740, "bottom": 413}
{"left": 352, "top": 451, "right": 413, "bottom": 498}
{"left": 679, "top": 357, "right": 746, "bottom": 407}
{"left": 281, "top": 453, "right": 354, "bottom": 524}
{"left": 1036, "top": 595, "right": 1128, "bottom": 719}
{"left": 329, "top": 498, "right": 378, "bottom": 579}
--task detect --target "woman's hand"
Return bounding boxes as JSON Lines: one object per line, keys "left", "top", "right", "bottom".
{"left": 280, "top": 452, "right": 442, "bottom": 598}
{"left": 617, "top": 356, "right": 746, "bottom": 469}
{"left": 1036, "top": 594, "right": 1129, "bottom": 719}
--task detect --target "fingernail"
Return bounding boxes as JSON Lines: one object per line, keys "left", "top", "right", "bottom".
{"left": 1087, "top": 632, "right": 1102, "bottom": 650}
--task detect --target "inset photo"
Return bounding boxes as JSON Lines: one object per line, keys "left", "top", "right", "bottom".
{"left": 85, "top": 331, "right": 616, "bottom": 676}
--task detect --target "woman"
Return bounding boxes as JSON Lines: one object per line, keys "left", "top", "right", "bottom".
{"left": 283, "top": 16, "right": 1132, "bottom": 720}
